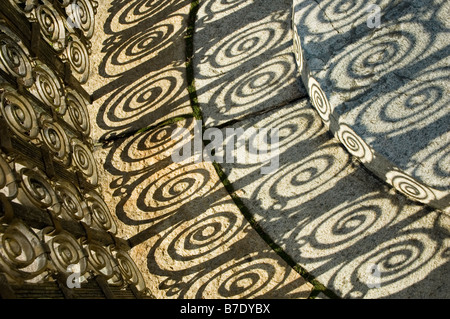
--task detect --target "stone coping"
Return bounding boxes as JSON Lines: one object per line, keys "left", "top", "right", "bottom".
{"left": 292, "top": 0, "right": 449, "bottom": 214}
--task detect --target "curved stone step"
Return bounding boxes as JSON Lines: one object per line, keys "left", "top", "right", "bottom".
{"left": 218, "top": 98, "right": 450, "bottom": 298}
{"left": 292, "top": 0, "right": 449, "bottom": 213}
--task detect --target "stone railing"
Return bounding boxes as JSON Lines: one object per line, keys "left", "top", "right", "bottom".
{"left": 0, "top": 0, "right": 147, "bottom": 299}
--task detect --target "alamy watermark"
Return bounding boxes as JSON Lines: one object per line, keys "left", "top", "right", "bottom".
{"left": 366, "top": 4, "right": 381, "bottom": 29}
{"left": 171, "top": 120, "right": 279, "bottom": 175}
{"left": 366, "top": 263, "right": 382, "bottom": 289}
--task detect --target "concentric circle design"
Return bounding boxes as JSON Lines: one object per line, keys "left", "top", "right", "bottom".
{"left": 0, "top": 26, "right": 34, "bottom": 87}
{"left": 35, "top": 4, "right": 66, "bottom": 51}
{"left": 65, "top": 34, "right": 89, "bottom": 83}
{"left": 185, "top": 254, "right": 285, "bottom": 299}
{"left": 71, "top": 139, "right": 98, "bottom": 185}
{"left": 85, "top": 243, "right": 122, "bottom": 285}
{"left": 136, "top": 164, "right": 211, "bottom": 215}
{"left": 16, "top": 165, "right": 59, "bottom": 213}
{"left": 154, "top": 206, "right": 242, "bottom": 272}
{"left": 85, "top": 190, "right": 117, "bottom": 235}
{"left": 46, "top": 231, "right": 87, "bottom": 275}
{"left": 292, "top": 29, "right": 303, "bottom": 72}
{"left": 386, "top": 170, "right": 436, "bottom": 203}
{"left": 66, "top": 0, "right": 96, "bottom": 39}
{"left": 113, "top": 249, "right": 146, "bottom": 291}
{"left": 0, "top": 220, "right": 47, "bottom": 281}
{"left": 337, "top": 124, "right": 373, "bottom": 163}
{"left": 0, "top": 88, "right": 39, "bottom": 141}
{"left": 329, "top": 23, "right": 427, "bottom": 93}
{"left": 33, "top": 65, "right": 66, "bottom": 115}
{"left": 65, "top": 89, "right": 90, "bottom": 136}
{"left": 39, "top": 116, "right": 70, "bottom": 164}
{"left": 55, "top": 181, "right": 90, "bottom": 223}
{"left": 308, "top": 76, "right": 331, "bottom": 122}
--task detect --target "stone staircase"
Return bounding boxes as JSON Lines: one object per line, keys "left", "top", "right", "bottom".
{"left": 1, "top": 0, "right": 448, "bottom": 299}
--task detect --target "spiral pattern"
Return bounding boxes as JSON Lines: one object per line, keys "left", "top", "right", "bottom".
{"left": 46, "top": 231, "right": 87, "bottom": 275}
{"left": 292, "top": 28, "right": 303, "bottom": 73}
{"left": 386, "top": 170, "right": 436, "bottom": 203}
{"left": 39, "top": 116, "right": 70, "bottom": 164}
{"left": 71, "top": 138, "right": 98, "bottom": 185}
{"left": 113, "top": 249, "right": 146, "bottom": 291}
{"left": 154, "top": 205, "right": 242, "bottom": 272}
{"left": 33, "top": 65, "right": 66, "bottom": 115}
{"left": 35, "top": 4, "right": 66, "bottom": 51}
{"left": 329, "top": 23, "right": 427, "bottom": 93}
{"left": 55, "top": 181, "right": 90, "bottom": 223}
{"left": 337, "top": 124, "right": 373, "bottom": 163}
{"left": 85, "top": 191, "right": 117, "bottom": 235}
{"left": 186, "top": 254, "right": 284, "bottom": 299}
{"left": 66, "top": 0, "right": 95, "bottom": 39}
{"left": 0, "top": 26, "right": 34, "bottom": 87}
{"left": 336, "top": 233, "right": 440, "bottom": 297}
{"left": 0, "top": 88, "right": 39, "bottom": 141}
{"left": 65, "top": 34, "right": 89, "bottom": 83}
{"left": 308, "top": 76, "right": 331, "bottom": 122}
{"left": 16, "top": 166, "right": 59, "bottom": 213}
{"left": 206, "top": 21, "right": 286, "bottom": 70}
{"left": 212, "top": 58, "right": 295, "bottom": 119}
{"left": 137, "top": 164, "right": 211, "bottom": 215}
{"left": 65, "top": 89, "right": 90, "bottom": 136}
{"left": 85, "top": 243, "right": 122, "bottom": 285}
{"left": 358, "top": 67, "right": 449, "bottom": 138}
{"left": 0, "top": 220, "right": 47, "bottom": 281}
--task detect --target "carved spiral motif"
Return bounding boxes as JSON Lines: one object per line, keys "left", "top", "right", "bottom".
{"left": 308, "top": 76, "right": 331, "bottom": 122}
{"left": 33, "top": 65, "right": 66, "bottom": 115}
{"left": 46, "top": 231, "right": 87, "bottom": 275}
{"left": 85, "top": 243, "right": 122, "bottom": 285}
{"left": 65, "top": 34, "right": 89, "bottom": 83}
{"left": 0, "top": 26, "right": 34, "bottom": 87}
{"left": 0, "top": 152, "right": 17, "bottom": 198}
{"left": 66, "top": 0, "right": 96, "bottom": 39}
{"left": 71, "top": 138, "right": 98, "bottom": 185}
{"left": 0, "top": 88, "right": 39, "bottom": 141}
{"left": 0, "top": 220, "right": 48, "bottom": 281}
{"left": 337, "top": 124, "right": 373, "bottom": 163}
{"left": 55, "top": 181, "right": 90, "bottom": 223}
{"left": 16, "top": 166, "right": 60, "bottom": 213}
{"left": 85, "top": 191, "right": 117, "bottom": 235}
{"left": 39, "top": 115, "right": 70, "bottom": 164}
{"left": 386, "top": 170, "right": 436, "bottom": 203}
{"left": 65, "top": 89, "right": 90, "bottom": 136}
{"left": 35, "top": 4, "right": 66, "bottom": 51}
{"left": 113, "top": 249, "right": 145, "bottom": 291}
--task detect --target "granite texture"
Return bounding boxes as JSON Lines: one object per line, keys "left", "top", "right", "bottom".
{"left": 94, "top": 118, "right": 313, "bottom": 298}
{"left": 293, "top": 0, "right": 449, "bottom": 213}
{"left": 194, "top": 0, "right": 307, "bottom": 128}
{"left": 219, "top": 99, "right": 450, "bottom": 298}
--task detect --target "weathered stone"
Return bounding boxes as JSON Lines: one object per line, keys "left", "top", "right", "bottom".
{"left": 94, "top": 118, "right": 313, "bottom": 298}
{"left": 219, "top": 99, "right": 450, "bottom": 298}
{"left": 84, "top": 0, "right": 193, "bottom": 142}
{"left": 194, "top": 0, "right": 307, "bottom": 128}
{"left": 293, "top": 0, "right": 450, "bottom": 213}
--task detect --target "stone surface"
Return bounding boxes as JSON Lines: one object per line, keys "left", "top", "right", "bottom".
{"left": 194, "top": 0, "right": 307, "bottom": 128}
{"left": 293, "top": 0, "right": 449, "bottom": 211}
{"left": 84, "top": 0, "right": 193, "bottom": 142}
{"left": 93, "top": 119, "right": 313, "bottom": 298}
{"left": 219, "top": 99, "right": 450, "bottom": 298}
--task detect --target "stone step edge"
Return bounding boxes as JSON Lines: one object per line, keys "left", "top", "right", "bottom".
{"left": 290, "top": 7, "right": 449, "bottom": 215}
